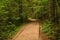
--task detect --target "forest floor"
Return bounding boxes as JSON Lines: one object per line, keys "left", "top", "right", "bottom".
{"left": 12, "top": 21, "right": 50, "bottom": 40}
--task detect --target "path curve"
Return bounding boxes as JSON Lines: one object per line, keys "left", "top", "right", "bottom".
{"left": 12, "top": 22, "right": 39, "bottom": 40}
{"left": 12, "top": 22, "right": 50, "bottom": 40}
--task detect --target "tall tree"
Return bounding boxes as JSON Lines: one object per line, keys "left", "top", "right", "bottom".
{"left": 49, "top": 0, "right": 58, "bottom": 40}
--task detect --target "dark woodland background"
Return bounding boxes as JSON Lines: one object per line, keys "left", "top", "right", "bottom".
{"left": 0, "top": 0, "right": 60, "bottom": 40}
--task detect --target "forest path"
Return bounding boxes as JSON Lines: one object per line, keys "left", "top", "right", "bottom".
{"left": 12, "top": 22, "right": 39, "bottom": 40}
{"left": 12, "top": 21, "right": 49, "bottom": 40}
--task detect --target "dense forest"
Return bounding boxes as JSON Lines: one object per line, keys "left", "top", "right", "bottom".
{"left": 0, "top": 0, "right": 60, "bottom": 40}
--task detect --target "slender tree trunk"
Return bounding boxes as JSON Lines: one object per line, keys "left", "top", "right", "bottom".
{"left": 49, "top": 0, "right": 55, "bottom": 20}
{"left": 49, "top": 0, "right": 57, "bottom": 40}
{"left": 19, "top": 0, "right": 23, "bottom": 22}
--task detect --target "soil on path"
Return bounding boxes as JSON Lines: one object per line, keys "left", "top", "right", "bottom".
{"left": 12, "top": 21, "right": 50, "bottom": 40}
{"left": 12, "top": 22, "right": 39, "bottom": 40}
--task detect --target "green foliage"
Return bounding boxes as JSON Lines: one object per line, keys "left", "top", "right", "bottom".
{"left": 0, "top": 0, "right": 28, "bottom": 40}
{"left": 0, "top": 0, "right": 60, "bottom": 40}
{"left": 42, "top": 20, "right": 55, "bottom": 36}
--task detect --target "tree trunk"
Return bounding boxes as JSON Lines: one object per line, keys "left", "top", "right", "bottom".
{"left": 49, "top": 0, "right": 57, "bottom": 40}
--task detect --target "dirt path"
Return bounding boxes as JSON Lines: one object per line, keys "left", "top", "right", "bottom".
{"left": 12, "top": 21, "right": 50, "bottom": 40}
{"left": 12, "top": 22, "right": 39, "bottom": 40}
